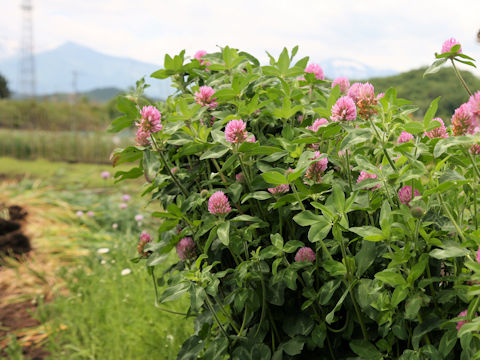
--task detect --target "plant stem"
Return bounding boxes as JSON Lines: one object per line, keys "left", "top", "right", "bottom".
{"left": 451, "top": 59, "right": 473, "bottom": 97}
{"left": 291, "top": 183, "right": 306, "bottom": 211}
{"left": 151, "top": 269, "right": 188, "bottom": 316}
{"left": 205, "top": 295, "right": 229, "bottom": 339}
{"left": 345, "top": 150, "right": 353, "bottom": 192}
{"left": 154, "top": 143, "right": 189, "bottom": 197}
{"left": 438, "top": 193, "right": 466, "bottom": 242}
{"left": 368, "top": 117, "right": 397, "bottom": 173}
{"left": 254, "top": 265, "right": 267, "bottom": 338}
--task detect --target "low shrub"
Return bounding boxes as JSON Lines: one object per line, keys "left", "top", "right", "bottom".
{"left": 111, "top": 41, "right": 480, "bottom": 359}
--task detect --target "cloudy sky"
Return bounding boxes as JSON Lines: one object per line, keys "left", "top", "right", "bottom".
{"left": 1, "top": 0, "right": 480, "bottom": 72}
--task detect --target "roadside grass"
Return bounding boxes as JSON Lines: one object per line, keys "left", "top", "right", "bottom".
{"left": 0, "top": 157, "right": 192, "bottom": 360}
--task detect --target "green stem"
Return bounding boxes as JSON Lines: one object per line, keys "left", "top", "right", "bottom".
{"left": 438, "top": 193, "right": 466, "bottom": 242}
{"left": 254, "top": 264, "right": 267, "bottom": 338}
{"left": 335, "top": 226, "right": 368, "bottom": 340}
{"left": 368, "top": 117, "right": 397, "bottom": 173}
{"left": 205, "top": 296, "right": 229, "bottom": 339}
{"left": 345, "top": 150, "right": 353, "bottom": 192}
{"left": 469, "top": 296, "right": 480, "bottom": 321}
{"left": 214, "top": 295, "right": 240, "bottom": 333}
{"left": 151, "top": 269, "right": 188, "bottom": 316}
{"left": 451, "top": 59, "right": 473, "bottom": 97}
{"left": 154, "top": 143, "right": 189, "bottom": 197}
{"left": 291, "top": 183, "right": 306, "bottom": 211}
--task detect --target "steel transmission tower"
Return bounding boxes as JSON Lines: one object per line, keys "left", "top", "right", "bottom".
{"left": 19, "top": 0, "right": 36, "bottom": 98}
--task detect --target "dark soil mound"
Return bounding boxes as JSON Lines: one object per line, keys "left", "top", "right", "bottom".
{"left": 0, "top": 232, "right": 31, "bottom": 254}
{"left": 8, "top": 205, "right": 28, "bottom": 221}
{"left": 0, "top": 206, "right": 31, "bottom": 256}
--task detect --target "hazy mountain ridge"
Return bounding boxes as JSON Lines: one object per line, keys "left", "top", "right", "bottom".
{"left": 0, "top": 42, "right": 397, "bottom": 99}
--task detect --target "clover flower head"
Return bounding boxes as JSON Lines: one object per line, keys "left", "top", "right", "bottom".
{"left": 398, "top": 185, "right": 420, "bottom": 206}
{"left": 101, "top": 171, "right": 111, "bottom": 179}
{"left": 452, "top": 103, "right": 476, "bottom": 136}
{"left": 331, "top": 77, "right": 350, "bottom": 94}
{"left": 305, "top": 63, "right": 325, "bottom": 80}
{"left": 305, "top": 152, "right": 328, "bottom": 183}
{"left": 135, "top": 214, "right": 144, "bottom": 222}
{"left": 468, "top": 91, "right": 480, "bottom": 121}
{"left": 331, "top": 96, "right": 357, "bottom": 122}
{"left": 246, "top": 134, "right": 256, "bottom": 143}
{"left": 470, "top": 144, "right": 480, "bottom": 155}
{"left": 137, "top": 231, "right": 152, "bottom": 256}
{"left": 139, "top": 105, "right": 162, "bottom": 132}
{"left": 122, "top": 194, "right": 131, "bottom": 202}
{"left": 307, "top": 118, "right": 328, "bottom": 132}
{"left": 235, "top": 173, "right": 244, "bottom": 183}
{"left": 176, "top": 237, "right": 196, "bottom": 261}
{"left": 398, "top": 131, "right": 414, "bottom": 144}
{"left": 456, "top": 309, "right": 471, "bottom": 331}
{"left": 194, "top": 50, "right": 207, "bottom": 60}
{"left": 357, "top": 171, "right": 380, "bottom": 190}
{"left": 347, "top": 82, "right": 363, "bottom": 102}
{"left": 424, "top": 118, "right": 449, "bottom": 139}
{"left": 268, "top": 184, "right": 290, "bottom": 195}
{"left": 225, "top": 119, "right": 248, "bottom": 144}
{"left": 194, "top": 86, "right": 218, "bottom": 109}
{"left": 441, "top": 38, "right": 462, "bottom": 54}
{"left": 295, "top": 247, "right": 316, "bottom": 262}
{"left": 208, "top": 191, "right": 231, "bottom": 215}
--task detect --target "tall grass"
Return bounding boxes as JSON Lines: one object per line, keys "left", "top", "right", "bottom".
{"left": 0, "top": 129, "right": 132, "bottom": 163}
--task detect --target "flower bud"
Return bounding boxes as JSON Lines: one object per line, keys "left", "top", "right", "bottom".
{"left": 411, "top": 206, "right": 424, "bottom": 218}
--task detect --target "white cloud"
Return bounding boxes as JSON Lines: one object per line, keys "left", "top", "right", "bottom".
{"left": 1, "top": 0, "right": 480, "bottom": 71}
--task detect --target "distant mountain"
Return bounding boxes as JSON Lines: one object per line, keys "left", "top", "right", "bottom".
{"left": 321, "top": 58, "right": 397, "bottom": 80}
{"left": 0, "top": 42, "right": 398, "bottom": 99}
{"left": 0, "top": 42, "right": 171, "bottom": 99}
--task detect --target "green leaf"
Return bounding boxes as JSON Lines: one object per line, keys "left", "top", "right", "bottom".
{"left": 261, "top": 171, "right": 288, "bottom": 185}
{"left": 391, "top": 286, "right": 409, "bottom": 307}
{"left": 349, "top": 226, "right": 385, "bottom": 241}
{"left": 412, "top": 315, "right": 442, "bottom": 349}
{"left": 423, "top": 59, "right": 447, "bottom": 77}
{"left": 293, "top": 210, "right": 325, "bottom": 226}
{"left": 308, "top": 220, "right": 332, "bottom": 243}
{"left": 326, "top": 286, "right": 350, "bottom": 324}
{"left": 439, "top": 329, "right": 457, "bottom": 357}
{"left": 284, "top": 240, "right": 304, "bottom": 253}
{"left": 271, "top": 233, "right": 284, "bottom": 249}
{"left": 217, "top": 221, "right": 230, "bottom": 246}
{"left": 143, "top": 149, "right": 160, "bottom": 182}
{"left": 355, "top": 241, "right": 377, "bottom": 277}
{"left": 111, "top": 146, "right": 143, "bottom": 167}
{"left": 158, "top": 282, "right": 190, "bottom": 303}
{"left": 350, "top": 340, "right": 382, "bottom": 360}
{"left": 332, "top": 184, "right": 345, "bottom": 213}
{"left": 403, "top": 121, "right": 424, "bottom": 135}
{"left": 277, "top": 47, "right": 290, "bottom": 74}
{"left": 375, "top": 270, "right": 406, "bottom": 287}
{"left": 199, "top": 145, "right": 229, "bottom": 160}
{"left": 405, "top": 295, "right": 423, "bottom": 320}
{"left": 423, "top": 96, "right": 441, "bottom": 127}
{"left": 241, "top": 191, "right": 272, "bottom": 203}
{"left": 322, "top": 260, "right": 346, "bottom": 276}
{"left": 433, "top": 135, "right": 474, "bottom": 157}
{"left": 340, "top": 128, "right": 372, "bottom": 150}
{"left": 429, "top": 243, "right": 469, "bottom": 259}
{"left": 282, "top": 337, "right": 304, "bottom": 356}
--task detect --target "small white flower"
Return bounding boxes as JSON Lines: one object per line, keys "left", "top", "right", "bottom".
{"left": 166, "top": 335, "right": 174, "bottom": 342}
{"left": 97, "top": 248, "right": 110, "bottom": 254}
{"left": 100, "top": 259, "right": 107, "bottom": 265}
{"left": 135, "top": 214, "right": 144, "bottom": 222}
{"left": 112, "top": 223, "right": 118, "bottom": 229}
{"left": 121, "top": 268, "right": 132, "bottom": 276}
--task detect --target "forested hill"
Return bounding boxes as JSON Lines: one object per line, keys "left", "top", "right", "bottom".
{"left": 366, "top": 66, "right": 480, "bottom": 121}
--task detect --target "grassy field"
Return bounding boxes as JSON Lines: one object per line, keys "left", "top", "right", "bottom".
{"left": 0, "top": 157, "right": 192, "bottom": 360}
{"left": 0, "top": 129, "right": 132, "bottom": 164}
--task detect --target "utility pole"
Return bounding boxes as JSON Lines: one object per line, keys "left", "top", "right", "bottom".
{"left": 19, "top": 0, "right": 36, "bottom": 98}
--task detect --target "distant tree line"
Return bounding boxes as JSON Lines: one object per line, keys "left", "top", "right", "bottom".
{"left": 0, "top": 73, "right": 10, "bottom": 99}
{"left": 367, "top": 66, "right": 480, "bottom": 121}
